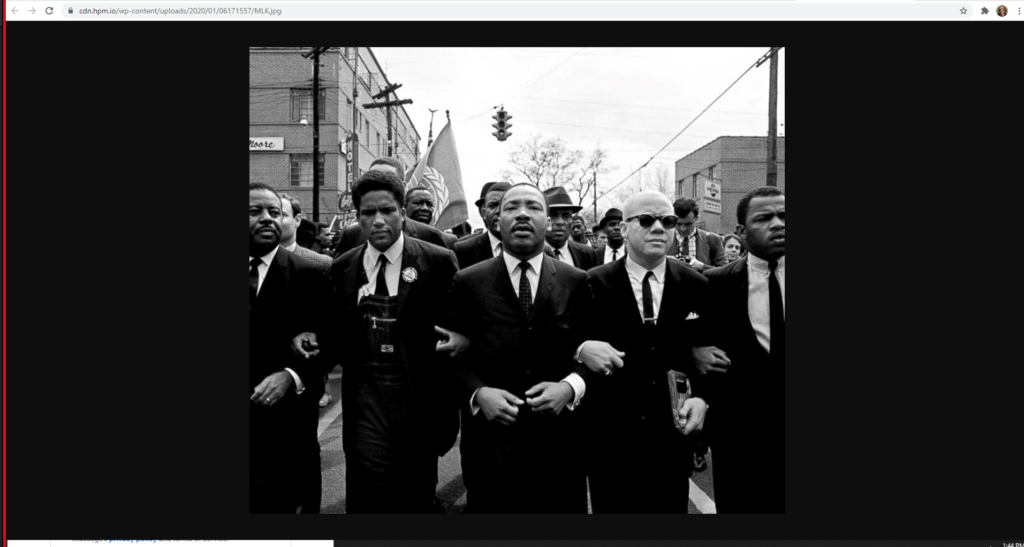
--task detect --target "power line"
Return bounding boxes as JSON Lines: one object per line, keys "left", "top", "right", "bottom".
{"left": 595, "top": 49, "right": 771, "bottom": 202}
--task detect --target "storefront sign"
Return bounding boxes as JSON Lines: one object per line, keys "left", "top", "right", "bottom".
{"left": 249, "top": 137, "right": 284, "bottom": 151}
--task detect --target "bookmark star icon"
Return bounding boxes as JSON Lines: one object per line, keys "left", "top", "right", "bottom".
{"left": 960, "top": 7, "right": 967, "bottom": 13}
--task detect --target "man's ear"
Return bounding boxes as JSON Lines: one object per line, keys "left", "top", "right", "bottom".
{"left": 736, "top": 225, "right": 746, "bottom": 240}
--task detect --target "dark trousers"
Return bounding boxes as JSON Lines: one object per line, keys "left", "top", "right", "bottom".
{"left": 343, "top": 365, "right": 438, "bottom": 514}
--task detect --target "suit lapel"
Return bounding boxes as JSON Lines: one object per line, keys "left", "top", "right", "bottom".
{"left": 258, "top": 249, "right": 290, "bottom": 307}
{"left": 343, "top": 244, "right": 368, "bottom": 309}
{"left": 490, "top": 256, "right": 523, "bottom": 318}
{"left": 658, "top": 260, "right": 682, "bottom": 329}
{"left": 612, "top": 258, "right": 644, "bottom": 328}
{"left": 695, "top": 230, "right": 707, "bottom": 264}
{"left": 730, "top": 256, "right": 760, "bottom": 345}
{"left": 395, "top": 239, "right": 420, "bottom": 320}
{"left": 530, "top": 255, "right": 557, "bottom": 322}
{"left": 567, "top": 242, "right": 581, "bottom": 269}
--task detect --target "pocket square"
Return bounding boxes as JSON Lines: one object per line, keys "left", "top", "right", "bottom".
{"left": 685, "top": 312, "right": 699, "bottom": 320}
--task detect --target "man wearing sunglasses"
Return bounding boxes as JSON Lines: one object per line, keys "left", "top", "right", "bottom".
{"left": 576, "top": 190, "right": 712, "bottom": 513}
{"left": 667, "top": 198, "right": 727, "bottom": 274}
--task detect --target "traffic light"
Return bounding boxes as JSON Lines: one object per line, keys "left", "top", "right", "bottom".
{"left": 491, "top": 109, "right": 513, "bottom": 142}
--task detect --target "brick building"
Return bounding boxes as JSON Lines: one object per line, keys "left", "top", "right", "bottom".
{"left": 249, "top": 47, "right": 421, "bottom": 226}
{"left": 674, "top": 136, "right": 785, "bottom": 235}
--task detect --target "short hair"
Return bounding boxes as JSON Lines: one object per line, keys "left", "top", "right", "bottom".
{"left": 723, "top": 234, "right": 742, "bottom": 247}
{"left": 572, "top": 215, "right": 586, "bottom": 224}
{"left": 673, "top": 197, "right": 699, "bottom": 218}
{"left": 352, "top": 169, "right": 406, "bottom": 210}
{"left": 405, "top": 186, "right": 431, "bottom": 203}
{"left": 279, "top": 192, "right": 302, "bottom": 217}
{"left": 502, "top": 183, "right": 547, "bottom": 213}
{"left": 736, "top": 186, "right": 785, "bottom": 226}
{"left": 249, "top": 182, "right": 281, "bottom": 202}
{"left": 369, "top": 156, "right": 406, "bottom": 177}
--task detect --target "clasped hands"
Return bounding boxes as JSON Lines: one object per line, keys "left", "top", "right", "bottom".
{"left": 474, "top": 382, "right": 574, "bottom": 425}
{"left": 289, "top": 327, "right": 470, "bottom": 359}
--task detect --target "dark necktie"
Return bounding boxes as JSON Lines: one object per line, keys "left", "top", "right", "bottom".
{"left": 611, "top": 248, "right": 618, "bottom": 262}
{"left": 642, "top": 271, "right": 656, "bottom": 327}
{"left": 518, "top": 261, "right": 532, "bottom": 316}
{"left": 769, "top": 260, "right": 784, "bottom": 356}
{"left": 249, "top": 257, "right": 261, "bottom": 308}
{"left": 375, "top": 255, "right": 390, "bottom": 297}
{"left": 553, "top": 248, "right": 562, "bottom": 261}
{"left": 681, "top": 233, "right": 690, "bottom": 257}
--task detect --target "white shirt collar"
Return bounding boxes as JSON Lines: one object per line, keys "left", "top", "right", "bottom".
{"left": 748, "top": 252, "right": 785, "bottom": 272}
{"left": 625, "top": 254, "right": 666, "bottom": 283}
{"left": 366, "top": 233, "right": 405, "bottom": 267}
{"left": 250, "top": 245, "right": 279, "bottom": 267}
{"left": 283, "top": 241, "right": 297, "bottom": 252}
{"left": 503, "top": 250, "right": 544, "bottom": 276}
{"left": 488, "top": 231, "right": 503, "bottom": 255}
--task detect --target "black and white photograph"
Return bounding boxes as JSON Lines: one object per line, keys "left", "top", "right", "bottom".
{"left": 248, "top": 46, "right": 786, "bottom": 514}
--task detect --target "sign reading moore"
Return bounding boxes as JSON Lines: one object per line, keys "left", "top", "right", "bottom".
{"left": 250, "top": 137, "right": 284, "bottom": 151}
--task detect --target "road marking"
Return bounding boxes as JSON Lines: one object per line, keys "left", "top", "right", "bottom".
{"left": 689, "top": 478, "right": 716, "bottom": 514}
{"left": 317, "top": 400, "right": 343, "bottom": 438}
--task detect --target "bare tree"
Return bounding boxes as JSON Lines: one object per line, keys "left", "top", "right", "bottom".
{"left": 500, "top": 135, "right": 581, "bottom": 191}
{"left": 613, "top": 163, "right": 675, "bottom": 207}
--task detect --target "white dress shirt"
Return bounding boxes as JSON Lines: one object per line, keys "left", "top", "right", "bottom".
{"left": 249, "top": 245, "right": 279, "bottom": 296}
{"left": 283, "top": 241, "right": 298, "bottom": 253}
{"left": 603, "top": 243, "right": 625, "bottom": 264}
{"left": 624, "top": 255, "right": 666, "bottom": 322}
{"left": 248, "top": 245, "right": 304, "bottom": 394}
{"left": 469, "top": 252, "right": 586, "bottom": 414}
{"left": 362, "top": 234, "right": 405, "bottom": 299}
{"left": 747, "top": 253, "right": 786, "bottom": 353}
{"left": 549, "top": 241, "right": 575, "bottom": 267}
{"left": 488, "top": 231, "right": 503, "bottom": 257}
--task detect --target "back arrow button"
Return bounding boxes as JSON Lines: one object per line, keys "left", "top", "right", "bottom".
{"left": 11, "top": 6, "right": 18, "bottom": 13}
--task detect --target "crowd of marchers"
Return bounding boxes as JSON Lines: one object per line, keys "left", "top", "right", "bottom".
{"left": 249, "top": 156, "right": 785, "bottom": 514}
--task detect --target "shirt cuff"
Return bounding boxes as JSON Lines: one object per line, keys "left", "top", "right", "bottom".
{"left": 562, "top": 373, "right": 585, "bottom": 410}
{"left": 469, "top": 387, "right": 482, "bottom": 416}
{"left": 284, "top": 368, "right": 305, "bottom": 395}
{"left": 574, "top": 341, "right": 589, "bottom": 363}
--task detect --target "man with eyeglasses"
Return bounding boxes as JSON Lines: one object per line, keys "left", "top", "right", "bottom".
{"left": 576, "top": 190, "right": 712, "bottom": 513}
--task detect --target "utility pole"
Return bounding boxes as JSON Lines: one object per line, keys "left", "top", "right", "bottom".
{"left": 427, "top": 108, "right": 439, "bottom": 148}
{"left": 364, "top": 82, "right": 410, "bottom": 160}
{"left": 757, "top": 47, "right": 782, "bottom": 188}
{"left": 592, "top": 172, "right": 597, "bottom": 223}
{"left": 350, "top": 50, "right": 359, "bottom": 202}
{"left": 302, "top": 47, "right": 331, "bottom": 221}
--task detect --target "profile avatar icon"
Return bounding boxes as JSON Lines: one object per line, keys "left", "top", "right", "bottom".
{"left": 996, "top": 4, "right": 1008, "bottom": 16}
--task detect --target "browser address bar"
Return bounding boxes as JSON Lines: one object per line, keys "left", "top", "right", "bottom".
{"left": 7, "top": 2, "right": 995, "bottom": 20}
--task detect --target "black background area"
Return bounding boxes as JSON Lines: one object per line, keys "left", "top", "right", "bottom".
{"left": 6, "top": 20, "right": 1024, "bottom": 543}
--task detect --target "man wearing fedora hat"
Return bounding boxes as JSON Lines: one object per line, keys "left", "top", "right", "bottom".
{"left": 453, "top": 182, "right": 513, "bottom": 269}
{"left": 594, "top": 208, "right": 627, "bottom": 265}
{"left": 542, "top": 187, "right": 597, "bottom": 271}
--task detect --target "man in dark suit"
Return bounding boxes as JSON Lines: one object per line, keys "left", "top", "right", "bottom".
{"left": 697, "top": 186, "right": 785, "bottom": 514}
{"left": 333, "top": 158, "right": 455, "bottom": 258}
{"left": 293, "top": 170, "right": 467, "bottom": 513}
{"left": 577, "top": 191, "right": 711, "bottom": 513}
{"left": 452, "top": 182, "right": 512, "bottom": 269}
{"left": 594, "top": 208, "right": 627, "bottom": 265}
{"left": 248, "top": 183, "right": 332, "bottom": 514}
{"left": 667, "top": 198, "right": 727, "bottom": 274}
{"left": 439, "top": 183, "right": 594, "bottom": 513}
{"left": 542, "top": 186, "right": 598, "bottom": 271}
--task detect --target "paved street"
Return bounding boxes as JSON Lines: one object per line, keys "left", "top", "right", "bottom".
{"left": 316, "top": 368, "right": 717, "bottom": 514}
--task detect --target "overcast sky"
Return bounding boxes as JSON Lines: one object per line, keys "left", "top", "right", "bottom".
{"left": 372, "top": 47, "right": 785, "bottom": 231}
